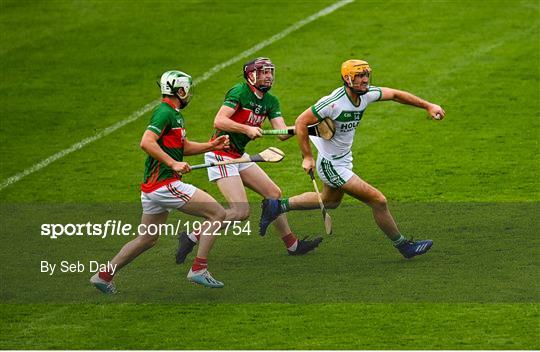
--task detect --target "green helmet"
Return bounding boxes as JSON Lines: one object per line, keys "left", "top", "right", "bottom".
{"left": 158, "top": 70, "right": 193, "bottom": 107}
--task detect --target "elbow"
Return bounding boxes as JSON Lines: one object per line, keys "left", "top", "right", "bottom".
{"left": 295, "top": 112, "right": 313, "bottom": 127}
{"left": 295, "top": 118, "right": 309, "bottom": 131}
{"left": 140, "top": 139, "right": 149, "bottom": 152}
{"left": 213, "top": 116, "right": 225, "bottom": 130}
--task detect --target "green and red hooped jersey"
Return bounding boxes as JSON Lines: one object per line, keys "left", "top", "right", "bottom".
{"left": 212, "top": 82, "right": 281, "bottom": 158}
{"left": 141, "top": 99, "right": 186, "bottom": 193}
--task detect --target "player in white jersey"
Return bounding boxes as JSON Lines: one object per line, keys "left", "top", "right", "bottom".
{"left": 260, "top": 59, "right": 446, "bottom": 259}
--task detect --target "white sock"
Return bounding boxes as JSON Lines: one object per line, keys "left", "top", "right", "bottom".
{"left": 187, "top": 232, "right": 199, "bottom": 243}
{"left": 287, "top": 240, "right": 298, "bottom": 251}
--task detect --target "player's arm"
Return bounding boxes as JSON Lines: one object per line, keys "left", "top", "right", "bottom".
{"left": 379, "top": 87, "right": 446, "bottom": 120}
{"left": 140, "top": 130, "right": 190, "bottom": 174}
{"left": 213, "top": 105, "right": 262, "bottom": 139}
{"left": 269, "top": 117, "right": 293, "bottom": 141}
{"left": 295, "top": 108, "right": 319, "bottom": 172}
{"left": 183, "top": 135, "right": 230, "bottom": 156}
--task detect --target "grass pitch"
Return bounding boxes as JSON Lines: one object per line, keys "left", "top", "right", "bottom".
{"left": 1, "top": 0, "right": 539, "bottom": 349}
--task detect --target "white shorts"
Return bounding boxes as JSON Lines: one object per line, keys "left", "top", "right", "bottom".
{"left": 316, "top": 152, "right": 354, "bottom": 188}
{"left": 141, "top": 180, "right": 197, "bottom": 214}
{"left": 205, "top": 151, "right": 255, "bottom": 182}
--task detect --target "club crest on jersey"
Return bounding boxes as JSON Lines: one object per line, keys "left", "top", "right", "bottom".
{"left": 339, "top": 111, "right": 364, "bottom": 132}
{"left": 247, "top": 111, "right": 266, "bottom": 126}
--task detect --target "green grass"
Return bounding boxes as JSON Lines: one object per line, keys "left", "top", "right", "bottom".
{"left": 1, "top": 0, "right": 539, "bottom": 349}
{"left": 1, "top": 304, "right": 538, "bottom": 349}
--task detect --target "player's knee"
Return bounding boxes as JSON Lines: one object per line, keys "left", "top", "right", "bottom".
{"left": 148, "top": 235, "right": 159, "bottom": 248}
{"left": 229, "top": 207, "right": 250, "bottom": 221}
{"left": 236, "top": 208, "right": 250, "bottom": 221}
{"left": 325, "top": 200, "right": 341, "bottom": 209}
{"left": 209, "top": 206, "right": 226, "bottom": 222}
{"left": 371, "top": 194, "right": 388, "bottom": 209}
{"left": 267, "top": 186, "right": 282, "bottom": 199}
{"left": 139, "top": 233, "right": 159, "bottom": 249}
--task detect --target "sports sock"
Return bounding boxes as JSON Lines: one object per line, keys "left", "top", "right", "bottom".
{"left": 282, "top": 233, "right": 298, "bottom": 251}
{"left": 392, "top": 234, "right": 407, "bottom": 247}
{"left": 279, "top": 198, "right": 291, "bottom": 213}
{"left": 191, "top": 256, "right": 208, "bottom": 272}
{"left": 98, "top": 270, "right": 114, "bottom": 282}
{"left": 187, "top": 230, "right": 200, "bottom": 243}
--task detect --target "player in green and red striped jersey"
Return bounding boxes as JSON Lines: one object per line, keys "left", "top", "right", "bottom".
{"left": 91, "top": 70, "right": 230, "bottom": 292}
{"left": 175, "top": 58, "right": 322, "bottom": 265}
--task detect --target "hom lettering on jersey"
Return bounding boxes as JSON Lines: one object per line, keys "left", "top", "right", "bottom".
{"left": 213, "top": 82, "right": 281, "bottom": 158}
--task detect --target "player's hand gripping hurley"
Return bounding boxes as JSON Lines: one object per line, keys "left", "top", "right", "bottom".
{"left": 262, "top": 117, "right": 336, "bottom": 140}
{"left": 308, "top": 169, "right": 333, "bottom": 235}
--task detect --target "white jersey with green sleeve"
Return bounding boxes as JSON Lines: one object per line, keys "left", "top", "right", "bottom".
{"left": 309, "top": 86, "right": 382, "bottom": 160}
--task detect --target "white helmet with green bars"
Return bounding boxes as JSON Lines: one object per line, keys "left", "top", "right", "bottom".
{"left": 158, "top": 70, "right": 193, "bottom": 107}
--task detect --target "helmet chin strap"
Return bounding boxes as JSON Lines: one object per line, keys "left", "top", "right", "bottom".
{"left": 258, "top": 85, "right": 271, "bottom": 93}
{"left": 175, "top": 93, "right": 190, "bottom": 109}
{"left": 344, "top": 76, "right": 369, "bottom": 95}
{"left": 176, "top": 93, "right": 185, "bottom": 108}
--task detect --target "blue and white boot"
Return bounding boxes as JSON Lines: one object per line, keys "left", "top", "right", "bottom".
{"left": 396, "top": 239, "right": 433, "bottom": 259}
{"left": 90, "top": 272, "right": 117, "bottom": 294}
{"left": 187, "top": 268, "right": 224, "bottom": 288}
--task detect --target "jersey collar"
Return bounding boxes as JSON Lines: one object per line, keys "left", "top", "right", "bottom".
{"left": 246, "top": 83, "right": 264, "bottom": 99}
{"left": 162, "top": 98, "right": 180, "bottom": 111}
{"left": 344, "top": 87, "right": 361, "bottom": 107}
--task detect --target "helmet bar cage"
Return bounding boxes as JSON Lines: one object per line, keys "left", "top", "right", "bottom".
{"left": 244, "top": 58, "right": 275, "bottom": 91}
{"left": 166, "top": 80, "right": 190, "bottom": 100}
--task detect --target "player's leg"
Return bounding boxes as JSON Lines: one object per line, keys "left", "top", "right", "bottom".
{"left": 240, "top": 163, "right": 289, "bottom": 234}
{"left": 287, "top": 183, "right": 344, "bottom": 210}
{"left": 258, "top": 154, "right": 346, "bottom": 231}
{"left": 176, "top": 175, "right": 247, "bottom": 265}
{"left": 205, "top": 152, "right": 251, "bottom": 222}
{"left": 180, "top": 189, "right": 226, "bottom": 257}
{"left": 109, "top": 212, "right": 168, "bottom": 271}
{"left": 341, "top": 175, "right": 400, "bottom": 237}
{"left": 216, "top": 176, "right": 251, "bottom": 222}
{"left": 180, "top": 188, "right": 226, "bottom": 288}
{"left": 258, "top": 184, "right": 343, "bottom": 231}
{"left": 241, "top": 164, "right": 322, "bottom": 254}
{"left": 341, "top": 174, "right": 433, "bottom": 258}
{"left": 177, "top": 154, "right": 250, "bottom": 265}
{"left": 90, "top": 209, "right": 169, "bottom": 294}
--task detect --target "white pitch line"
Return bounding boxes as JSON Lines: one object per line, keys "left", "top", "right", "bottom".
{"left": 0, "top": 0, "right": 354, "bottom": 192}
